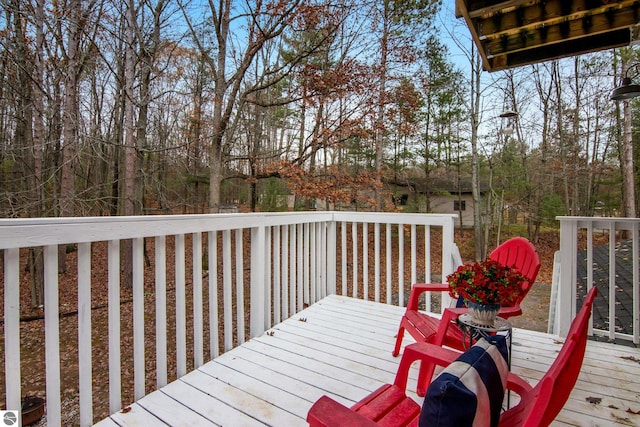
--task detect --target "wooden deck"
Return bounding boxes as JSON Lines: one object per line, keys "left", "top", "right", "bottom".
{"left": 94, "top": 295, "right": 640, "bottom": 427}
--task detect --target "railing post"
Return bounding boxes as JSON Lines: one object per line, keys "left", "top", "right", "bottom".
{"left": 251, "top": 223, "right": 266, "bottom": 338}
{"left": 557, "top": 217, "right": 578, "bottom": 337}
{"left": 441, "top": 217, "right": 455, "bottom": 311}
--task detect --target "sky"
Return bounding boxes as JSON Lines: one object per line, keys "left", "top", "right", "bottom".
{"left": 434, "top": 2, "right": 521, "bottom": 142}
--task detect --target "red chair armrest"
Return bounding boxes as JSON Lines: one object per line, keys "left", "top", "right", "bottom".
{"left": 429, "top": 307, "right": 467, "bottom": 346}
{"left": 505, "top": 372, "right": 533, "bottom": 396}
{"left": 498, "top": 305, "right": 523, "bottom": 319}
{"left": 406, "top": 283, "right": 449, "bottom": 310}
{"left": 392, "top": 342, "right": 461, "bottom": 390}
{"left": 307, "top": 396, "right": 379, "bottom": 427}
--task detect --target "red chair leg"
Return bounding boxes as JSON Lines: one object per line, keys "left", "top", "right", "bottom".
{"left": 416, "top": 359, "right": 436, "bottom": 397}
{"left": 392, "top": 323, "right": 405, "bottom": 357}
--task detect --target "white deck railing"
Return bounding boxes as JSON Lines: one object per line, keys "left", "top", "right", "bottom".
{"left": 0, "top": 211, "right": 457, "bottom": 426}
{"left": 554, "top": 216, "right": 640, "bottom": 345}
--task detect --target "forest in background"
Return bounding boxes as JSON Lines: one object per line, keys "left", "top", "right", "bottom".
{"left": 1, "top": 0, "right": 639, "bottom": 243}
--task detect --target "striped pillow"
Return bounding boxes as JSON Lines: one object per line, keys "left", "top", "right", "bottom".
{"left": 419, "top": 335, "right": 509, "bottom": 427}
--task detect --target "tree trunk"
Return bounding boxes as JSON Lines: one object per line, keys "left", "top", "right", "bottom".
{"left": 622, "top": 97, "right": 636, "bottom": 218}
{"left": 470, "top": 48, "right": 484, "bottom": 261}
{"left": 31, "top": 0, "right": 46, "bottom": 304}
{"left": 375, "top": 5, "right": 389, "bottom": 212}
{"left": 59, "top": 0, "right": 83, "bottom": 272}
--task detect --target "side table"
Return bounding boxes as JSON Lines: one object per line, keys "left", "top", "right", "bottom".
{"left": 457, "top": 314, "right": 512, "bottom": 352}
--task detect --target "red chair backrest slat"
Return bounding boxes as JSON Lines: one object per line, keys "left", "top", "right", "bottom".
{"left": 489, "top": 237, "right": 541, "bottom": 304}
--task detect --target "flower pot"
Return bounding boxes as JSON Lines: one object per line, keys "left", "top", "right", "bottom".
{"left": 466, "top": 301, "right": 501, "bottom": 326}
{"left": 21, "top": 395, "right": 45, "bottom": 426}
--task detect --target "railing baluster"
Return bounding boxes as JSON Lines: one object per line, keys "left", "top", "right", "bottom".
{"left": 633, "top": 222, "right": 640, "bottom": 345}
{"left": 303, "top": 223, "right": 310, "bottom": 306}
{"left": 208, "top": 231, "right": 219, "bottom": 358}
{"left": 386, "top": 223, "right": 392, "bottom": 305}
{"left": 411, "top": 224, "right": 417, "bottom": 285}
{"left": 133, "top": 237, "right": 145, "bottom": 399}
{"left": 608, "top": 223, "right": 617, "bottom": 341}
{"left": 289, "top": 224, "right": 296, "bottom": 313}
{"left": 250, "top": 225, "right": 265, "bottom": 338}
{"left": 310, "top": 223, "right": 317, "bottom": 303}
{"left": 273, "top": 226, "right": 281, "bottom": 324}
{"left": 586, "top": 223, "right": 594, "bottom": 336}
{"left": 317, "top": 223, "right": 324, "bottom": 299}
{"left": 375, "top": 223, "right": 380, "bottom": 302}
{"left": 352, "top": 221, "right": 358, "bottom": 298}
{"left": 155, "top": 236, "right": 168, "bottom": 387}
{"left": 44, "top": 244, "right": 61, "bottom": 427}
{"left": 424, "top": 225, "right": 432, "bottom": 310}
{"left": 341, "top": 221, "right": 347, "bottom": 295}
{"left": 78, "top": 242, "right": 92, "bottom": 426}
{"left": 321, "top": 222, "right": 327, "bottom": 298}
{"left": 222, "top": 230, "right": 233, "bottom": 351}
{"left": 264, "top": 227, "right": 272, "bottom": 329}
{"left": 398, "top": 224, "right": 404, "bottom": 307}
{"left": 235, "top": 229, "right": 245, "bottom": 344}
{"left": 327, "top": 220, "right": 336, "bottom": 296}
{"left": 4, "top": 248, "right": 21, "bottom": 417}
{"left": 175, "top": 234, "right": 186, "bottom": 377}
{"left": 297, "top": 223, "right": 304, "bottom": 312}
{"left": 193, "top": 232, "right": 204, "bottom": 368}
{"left": 363, "top": 222, "right": 368, "bottom": 301}
{"left": 108, "top": 239, "right": 121, "bottom": 413}
{"left": 282, "top": 225, "right": 289, "bottom": 318}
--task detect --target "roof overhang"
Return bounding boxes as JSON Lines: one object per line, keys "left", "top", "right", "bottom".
{"left": 455, "top": 0, "right": 640, "bottom": 72}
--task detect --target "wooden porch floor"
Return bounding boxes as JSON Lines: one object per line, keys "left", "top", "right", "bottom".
{"left": 94, "top": 295, "right": 640, "bottom": 427}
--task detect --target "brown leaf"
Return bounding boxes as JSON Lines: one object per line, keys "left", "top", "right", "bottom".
{"left": 620, "top": 355, "right": 640, "bottom": 364}
{"left": 121, "top": 407, "right": 132, "bottom": 414}
{"left": 626, "top": 408, "right": 640, "bottom": 415}
{"left": 586, "top": 396, "right": 602, "bottom": 404}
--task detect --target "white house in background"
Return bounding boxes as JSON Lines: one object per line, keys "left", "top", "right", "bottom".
{"left": 390, "top": 168, "right": 482, "bottom": 228}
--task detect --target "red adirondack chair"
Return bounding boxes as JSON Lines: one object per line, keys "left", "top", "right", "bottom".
{"left": 307, "top": 287, "right": 597, "bottom": 427}
{"left": 393, "top": 237, "right": 541, "bottom": 359}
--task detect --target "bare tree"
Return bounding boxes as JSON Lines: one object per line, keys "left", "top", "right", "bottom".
{"left": 180, "top": 0, "right": 303, "bottom": 212}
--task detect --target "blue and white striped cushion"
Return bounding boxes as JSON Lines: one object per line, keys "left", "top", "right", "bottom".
{"left": 419, "top": 335, "right": 509, "bottom": 427}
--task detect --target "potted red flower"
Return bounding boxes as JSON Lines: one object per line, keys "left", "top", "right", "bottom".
{"left": 446, "top": 258, "right": 526, "bottom": 325}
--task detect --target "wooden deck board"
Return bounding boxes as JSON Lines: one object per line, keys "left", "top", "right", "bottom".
{"left": 95, "top": 295, "right": 640, "bottom": 426}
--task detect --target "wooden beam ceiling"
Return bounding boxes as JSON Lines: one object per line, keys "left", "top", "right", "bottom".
{"left": 455, "top": 0, "right": 640, "bottom": 72}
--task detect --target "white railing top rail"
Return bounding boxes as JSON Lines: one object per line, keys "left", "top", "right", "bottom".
{"left": 0, "top": 212, "right": 457, "bottom": 249}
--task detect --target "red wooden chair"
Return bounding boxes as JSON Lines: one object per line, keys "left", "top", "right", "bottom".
{"left": 307, "top": 287, "right": 597, "bottom": 427}
{"left": 393, "top": 237, "right": 541, "bottom": 358}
